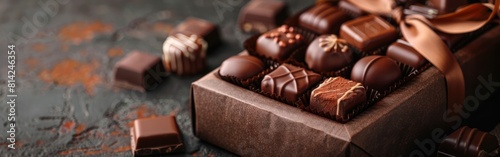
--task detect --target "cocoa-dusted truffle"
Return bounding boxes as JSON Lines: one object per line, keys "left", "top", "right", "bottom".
{"left": 162, "top": 33, "right": 207, "bottom": 75}
{"left": 219, "top": 55, "right": 265, "bottom": 80}
{"left": 351, "top": 55, "right": 402, "bottom": 91}
{"left": 310, "top": 77, "right": 366, "bottom": 116}
{"left": 261, "top": 64, "right": 322, "bottom": 102}
{"left": 256, "top": 25, "right": 304, "bottom": 62}
{"left": 306, "top": 34, "right": 353, "bottom": 73}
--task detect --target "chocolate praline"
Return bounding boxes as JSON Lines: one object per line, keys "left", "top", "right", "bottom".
{"left": 350, "top": 55, "right": 402, "bottom": 91}
{"left": 219, "top": 55, "right": 265, "bottom": 80}
{"left": 306, "top": 34, "right": 353, "bottom": 73}
{"left": 256, "top": 25, "right": 304, "bottom": 62}
{"left": 162, "top": 33, "right": 207, "bottom": 75}
{"left": 238, "top": 0, "right": 289, "bottom": 33}
{"left": 386, "top": 39, "right": 427, "bottom": 69}
{"left": 298, "top": 3, "right": 351, "bottom": 34}
{"left": 340, "top": 15, "right": 398, "bottom": 52}
{"left": 439, "top": 126, "right": 499, "bottom": 157}
{"left": 310, "top": 77, "right": 366, "bottom": 116}
{"left": 261, "top": 64, "right": 322, "bottom": 102}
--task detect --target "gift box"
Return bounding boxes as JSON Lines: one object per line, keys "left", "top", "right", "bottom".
{"left": 190, "top": 2, "right": 500, "bottom": 156}
{"left": 190, "top": 25, "right": 500, "bottom": 156}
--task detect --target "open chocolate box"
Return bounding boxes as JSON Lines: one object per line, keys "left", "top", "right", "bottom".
{"left": 191, "top": 2, "right": 500, "bottom": 156}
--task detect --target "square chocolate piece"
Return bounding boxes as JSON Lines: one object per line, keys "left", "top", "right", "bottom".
{"left": 256, "top": 25, "right": 304, "bottom": 62}
{"left": 387, "top": 39, "right": 427, "bottom": 68}
{"left": 238, "top": 0, "right": 289, "bottom": 33}
{"left": 261, "top": 64, "right": 322, "bottom": 102}
{"left": 130, "top": 116, "right": 184, "bottom": 156}
{"left": 170, "top": 17, "right": 221, "bottom": 50}
{"left": 113, "top": 51, "right": 164, "bottom": 92}
{"left": 340, "top": 15, "right": 398, "bottom": 52}
{"left": 310, "top": 77, "right": 366, "bottom": 116}
{"left": 299, "top": 3, "right": 351, "bottom": 34}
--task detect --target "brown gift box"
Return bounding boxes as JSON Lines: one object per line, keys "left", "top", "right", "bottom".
{"left": 190, "top": 25, "right": 500, "bottom": 156}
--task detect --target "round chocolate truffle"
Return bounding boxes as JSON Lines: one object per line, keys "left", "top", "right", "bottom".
{"left": 306, "top": 35, "right": 353, "bottom": 72}
{"left": 219, "top": 55, "right": 265, "bottom": 80}
{"left": 350, "top": 56, "right": 401, "bottom": 91}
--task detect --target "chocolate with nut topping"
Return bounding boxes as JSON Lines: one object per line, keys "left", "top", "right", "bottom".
{"left": 256, "top": 25, "right": 304, "bottom": 62}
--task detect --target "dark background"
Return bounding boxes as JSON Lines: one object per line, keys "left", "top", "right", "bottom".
{"left": 0, "top": 0, "right": 498, "bottom": 157}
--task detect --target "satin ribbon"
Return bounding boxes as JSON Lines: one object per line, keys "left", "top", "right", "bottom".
{"left": 342, "top": 0, "right": 499, "bottom": 112}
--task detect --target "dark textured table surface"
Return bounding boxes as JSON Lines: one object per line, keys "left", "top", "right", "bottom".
{"left": 0, "top": 0, "right": 499, "bottom": 157}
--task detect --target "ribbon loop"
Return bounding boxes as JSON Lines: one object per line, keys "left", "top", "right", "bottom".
{"left": 346, "top": 0, "right": 499, "bottom": 112}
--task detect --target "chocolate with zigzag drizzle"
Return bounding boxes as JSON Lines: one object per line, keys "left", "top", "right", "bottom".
{"left": 261, "top": 64, "right": 322, "bottom": 102}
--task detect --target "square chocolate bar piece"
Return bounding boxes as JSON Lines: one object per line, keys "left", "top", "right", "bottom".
{"left": 170, "top": 17, "right": 221, "bottom": 50}
{"left": 310, "top": 77, "right": 366, "bottom": 116}
{"left": 299, "top": 3, "right": 351, "bottom": 34}
{"left": 340, "top": 15, "right": 398, "bottom": 52}
{"left": 130, "top": 116, "right": 184, "bottom": 156}
{"left": 238, "top": 0, "right": 289, "bottom": 33}
{"left": 114, "top": 51, "right": 164, "bottom": 92}
{"left": 261, "top": 64, "right": 322, "bottom": 102}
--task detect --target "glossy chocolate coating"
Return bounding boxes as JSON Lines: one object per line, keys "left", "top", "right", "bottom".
{"left": 170, "top": 17, "right": 221, "bottom": 50}
{"left": 306, "top": 35, "right": 353, "bottom": 72}
{"left": 163, "top": 34, "right": 207, "bottom": 75}
{"left": 310, "top": 77, "right": 366, "bottom": 116}
{"left": 238, "top": 0, "right": 289, "bottom": 33}
{"left": 130, "top": 116, "right": 184, "bottom": 156}
{"left": 219, "top": 55, "right": 265, "bottom": 80}
{"left": 114, "top": 51, "right": 164, "bottom": 92}
{"left": 338, "top": 0, "right": 367, "bottom": 18}
{"left": 438, "top": 32, "right": 466, "bottom": 48}
{"left": 351, "top": 55, "right": 402, "bottom": 91}
{"left": 438, "top": 126, "right": 499, "bottom": 157}
{"left": 256, "top": 25, "right": 304, "bottom": 62}
{"left": 299, "top": 3, "right": 351, "bottom": 34}
{"left": 340, "top": 15, "right": 398, "bottom": 52}
{"left": 387, "top": 39, "right": 427, "bottom": 68}
{"left": 427, "top": 0, "right": 468, "bottom": 14}
{"left": 261, "top": 64, "right": 322, "bottom": 102}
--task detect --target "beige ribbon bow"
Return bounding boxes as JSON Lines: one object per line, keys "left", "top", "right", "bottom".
{"left": 338, "top": 0, "right": 499, "bottom": 112}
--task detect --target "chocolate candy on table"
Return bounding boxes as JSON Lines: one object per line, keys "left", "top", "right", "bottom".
{"left": 170, "top": 17, "right": 221, "bottom": 50}
{"left": 438, "top": 126, "right": 500, "bottom": 157}
{"left": 386, "top": 39, "right": 428, "bottom": 69}
{"left": 310, "top": 77, "right": 366, "bottom": 116}
{"left": 351, "top": 55, "right": 402, "bottom": 91}
{"left": 256, "top": 25, "right": 304, "bottom": 62}
{"left": 305, "top": 34, "right": 353, "bottom": 73}
{"left": 238, "top": 0, "right": 289, "bottom": 33}
{"left": 130, "top": 116, "right": 184, "bottom": 156}
{"left": 299, "top": 3, "right": 351, "bottom": 34}
{"left": 163, "top": 33, "right": 207, "bottom": 75}
{"left": 426, "top": 0, "right": 468, "bottom": 14}
{"left": 261, "top": 64, "right": 322, "bottom": 102}
{"left": 114, "top": 51, "right": 164, "bottom": 92}
{"left": 219, "top": 54, "right": 265, "bottom": 80}
{"left": 338, "top": 0, "right": 367, "bottom": 18}
{"left": 340, "top": 15, "right": 398, "bottom": 52}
